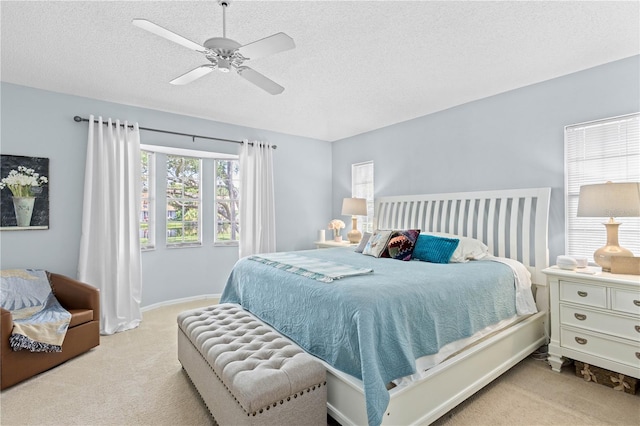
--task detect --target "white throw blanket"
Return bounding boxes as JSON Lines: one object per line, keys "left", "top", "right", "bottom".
{"left": 0, "top": 269, "right": 71, "bottom": 352}
{"left": 249, "top": 252, "right": 373, "bottom": 282}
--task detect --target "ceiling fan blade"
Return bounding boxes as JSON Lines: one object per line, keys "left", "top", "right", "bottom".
{"left": 170, "top": 65, "right": 215, "bottom": 85}
{"left": 237, "top": 32, "right": 295, "bottom": 60}
{"left": 132, "top": 19, "right": 207, "bottom": 53}
{"left": 236, "top": 66, "right": 284, "bottom": 95}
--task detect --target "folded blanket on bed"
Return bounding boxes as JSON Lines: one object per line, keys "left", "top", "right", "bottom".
{"left": 249, "top": 252, "right": 373, "bottom": 282}
{"left": 0, "top": 269, "right": 71, "bottom": 352}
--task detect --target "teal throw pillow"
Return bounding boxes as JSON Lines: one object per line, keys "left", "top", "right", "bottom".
{"left": 413, "top": 234, "right": 460, "bottom": 264}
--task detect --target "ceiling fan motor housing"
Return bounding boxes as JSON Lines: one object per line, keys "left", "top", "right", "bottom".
{"left": 204, "top": 37, "right": 241, "bottom": 56}
{"left": 203, "top": 37, "right": 244, "bottom": 71}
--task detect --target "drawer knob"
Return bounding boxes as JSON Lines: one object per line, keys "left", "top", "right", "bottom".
{"left": 636, "top": 325, "right": 640, "bottom": 333}
{"left": 574, "top": 313, "right": 587, "bottom": 321}
{"left": 575, "top": 337, "right": 588, "bottom": 345}
{"left": 637, "top": 352, "right": 640, "bottom": 360}
{"left": 634, "top": 300, "right": 640, "bottom": 307}
{"left": 577, "top": 291, "right": 588, "bottom": 297}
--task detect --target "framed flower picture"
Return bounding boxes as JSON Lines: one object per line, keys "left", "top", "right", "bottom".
{"left": 0, "top": 155, "right": 49, "bottom": 230}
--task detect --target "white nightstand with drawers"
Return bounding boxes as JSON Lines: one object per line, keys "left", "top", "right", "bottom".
{"left": 543, "top": 266, "right": 640, "bottom": 379}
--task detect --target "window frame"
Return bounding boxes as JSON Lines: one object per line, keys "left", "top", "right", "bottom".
{"left": 166, "top": 154, "right": 203, "bottom": 248}
{"left": 140, "top": 149, "right": 156, "bottom": 251}
{"left": 351, "top": 161, "right": 374, "bottom": 233}
{"left": 214, "top": 158, "right": 240, "bottom": 246}
{"left": 564, "top": 112, "right": 640, "bottom": 261}
{"left": 140, "top": 144, "right": 238, "bottom": 250}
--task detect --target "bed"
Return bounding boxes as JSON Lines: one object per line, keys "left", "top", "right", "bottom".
{"left": 221, "top": 187, "right": 551, "bottom": 425}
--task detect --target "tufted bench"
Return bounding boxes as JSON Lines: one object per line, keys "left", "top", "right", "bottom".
{"left": 177, "top": 303, "right": 327, "bottom": 426}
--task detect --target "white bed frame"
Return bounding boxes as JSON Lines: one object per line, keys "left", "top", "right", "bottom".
{"left": 325, "top": 187, "right": 551, "bottom": 425}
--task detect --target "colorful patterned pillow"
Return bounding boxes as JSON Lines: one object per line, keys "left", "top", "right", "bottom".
{"left": 385, "top": 229, "right": 420, "bottom": 261}
{"left": 362, "top": 230, "right": 393, "bottom": 257}
{"left": 413, "top": 234, "right": 460, "bottom": 264}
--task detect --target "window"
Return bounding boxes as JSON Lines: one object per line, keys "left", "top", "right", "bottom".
{"left": 139, "top": 145, "right": 238, "bottom": 248}
{"left": 565, "top": 113, "right": 640, "bottom": 259}
{"left": 215, "top": 159, "right": 240, "bottom": 243}
{"left": 140, "top": 150, "right": 155, "bottom": 249}
{"left": 352, "top": 161, "right": 374, "bottom": 232}
{"left": 166, "top": 155, "right": 201, "bottom": 246}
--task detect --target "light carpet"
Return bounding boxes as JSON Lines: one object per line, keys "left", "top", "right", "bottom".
{"left": 1, "top": 298, "right": 638, "bottom": 425}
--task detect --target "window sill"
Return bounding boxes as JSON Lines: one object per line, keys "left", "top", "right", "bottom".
{"left": 167, "top": 243, "right": 203, "bottom": 249}
{"left": 213, "top": 241, "right": 239, "bottom": 247}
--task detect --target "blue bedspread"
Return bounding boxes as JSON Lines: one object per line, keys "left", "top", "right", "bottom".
{"left": 221, "top": 249, "right": 518, "bottom": 426}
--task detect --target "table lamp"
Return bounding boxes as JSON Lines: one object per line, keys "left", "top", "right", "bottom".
{"left": 577, "top": 181, "right": 640, "bottom": 272}
{"left": 342, "top": 198, "right": 367, "bottom": 243}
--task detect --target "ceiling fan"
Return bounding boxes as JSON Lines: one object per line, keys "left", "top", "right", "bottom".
{"left": 132, "top": 0, "right": 295, "bottom": 95}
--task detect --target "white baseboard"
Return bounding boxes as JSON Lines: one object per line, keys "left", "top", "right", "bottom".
{"left": 141, "top": 294, "right": 220, "bottom": 312}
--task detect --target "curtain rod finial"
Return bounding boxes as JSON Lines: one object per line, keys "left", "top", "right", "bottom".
{"left": 74, "top": 116, "right": 82, "bottom": 122}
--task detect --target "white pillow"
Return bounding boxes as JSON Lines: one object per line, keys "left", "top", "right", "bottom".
{"left": 355, "top": 232, "right": 372, "bottom": 253}
{"left": 422, "top": 232, "right": 489, "bottom": 262}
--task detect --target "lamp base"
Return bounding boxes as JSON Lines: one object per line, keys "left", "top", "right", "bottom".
{"left": 594, "top": 245, "right": 633, "bottom": 272}
{"left": 347, "top": 229, "right": 362, "bottom": 244}
{"left": 593, "top": 221, "right": 634, "bottom": 272}
{"left": 348, "top": 216, "right": 361, "bottom": 243}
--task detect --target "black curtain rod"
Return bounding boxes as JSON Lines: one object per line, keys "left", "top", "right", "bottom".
{"left": 73, "top": 116, "right": 276, "bottom": 149}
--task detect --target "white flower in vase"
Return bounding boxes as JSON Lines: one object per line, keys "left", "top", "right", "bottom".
{"left": 328, "top": 219, "right": 346, "bottom": 241}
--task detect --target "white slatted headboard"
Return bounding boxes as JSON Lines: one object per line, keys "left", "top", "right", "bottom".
{"left": 375, "top": 187, "right": 551, "bottom": 284}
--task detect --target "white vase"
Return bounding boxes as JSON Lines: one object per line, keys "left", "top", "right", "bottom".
{"left": 12, "top": 197, "right": 35, "bottom": 227}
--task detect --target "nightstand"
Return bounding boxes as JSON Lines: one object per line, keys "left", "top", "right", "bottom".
{"left": 314, "top": 240, "right": 357, "bottom": 249}
{"left": 543, "top": 266, "right": 640, "bottom": 379}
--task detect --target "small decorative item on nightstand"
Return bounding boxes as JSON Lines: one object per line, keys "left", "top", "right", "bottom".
{"left": 556, "top": 255, "right": 588, "bottom": 271}
{"left": 328, "top": 219, "right": 345, "bottom": 242}
{"left": 611, "top": 257, "right": 640, "bottom": 275}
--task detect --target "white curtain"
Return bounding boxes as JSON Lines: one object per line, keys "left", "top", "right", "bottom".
{"left": 239, "top": 140, "right": 276, "bottom": 257}
{"left": 78, "top": 115, "right": 142, "bottom": 335}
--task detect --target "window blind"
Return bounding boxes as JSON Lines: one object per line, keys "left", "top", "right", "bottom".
{"left": 565, "top": 113, "right": 640, "bottom": 259}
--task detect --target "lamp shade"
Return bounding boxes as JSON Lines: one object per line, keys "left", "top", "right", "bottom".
{"left": 342, "top": 198, "right": 367, "bottom": 216}
{"left": 577, "top": 182, "right": 640, "bottom": 218}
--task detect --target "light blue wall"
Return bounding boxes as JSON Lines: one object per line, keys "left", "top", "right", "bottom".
{"left": 0, "top": 83, "right": 332, "bottom": 306}
{"left": 331, "top": 55, "right": 640, "bottom": 264}
{"left": 3, "top": 55, "right": 638, "bottom": 306}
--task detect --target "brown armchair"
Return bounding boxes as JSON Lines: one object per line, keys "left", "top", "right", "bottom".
{"left": 1, "top": 272, "right": 100, "bottom": 390}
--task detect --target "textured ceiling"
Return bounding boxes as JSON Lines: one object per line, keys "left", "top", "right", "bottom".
{"left": 1, "top": 1, "right": 639, "bottom": 142}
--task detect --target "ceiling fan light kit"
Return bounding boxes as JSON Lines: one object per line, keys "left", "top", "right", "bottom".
{"left": 132, "top": 0, "right": 294, "bottom": 95}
